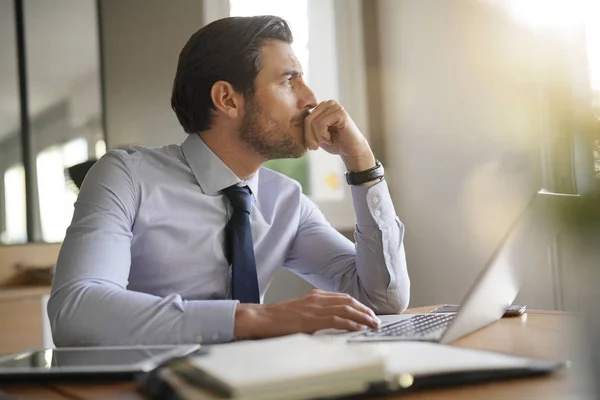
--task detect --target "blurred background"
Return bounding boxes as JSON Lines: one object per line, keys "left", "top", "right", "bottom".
{"left": 0, "top": 0, "right": 598, "bottom": 385}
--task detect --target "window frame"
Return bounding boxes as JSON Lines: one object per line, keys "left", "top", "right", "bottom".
{"left": 1, "top": 0, "right": 107, "bottom": 243}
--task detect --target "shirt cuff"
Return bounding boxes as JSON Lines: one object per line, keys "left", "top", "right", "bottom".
{"left": 181, "top": 300, "right": 238, "bottom": 344}
{"left": 351, "top": 179, "right": 396, "bottom": 228}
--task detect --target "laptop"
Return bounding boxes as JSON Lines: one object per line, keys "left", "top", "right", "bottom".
{"left": 332, "top": 192, "right": 574, "bottom": 344}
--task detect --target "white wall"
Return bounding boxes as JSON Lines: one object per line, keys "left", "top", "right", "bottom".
{"left": 376, "top": 0, "right": 557, "bottom": 308}
{"left": 99, "top": 0, "right": 203, "bottom": 148}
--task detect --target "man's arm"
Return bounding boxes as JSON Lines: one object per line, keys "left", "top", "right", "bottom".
{"left": 283, "top": 179, "right": 410, "bottom": 314}
{"left": 286, "top": 99, "right": 411, "bottom": 313}
{"left": 48, "top": 151, "right": 237, "bottom": 346}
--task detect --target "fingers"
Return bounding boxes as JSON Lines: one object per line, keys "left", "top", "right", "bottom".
{"left": 309, "top": 289, "right": 377, "bottom": 319}
{"left": 303, "top": 104, "right": 324, "bottom": 151}
{"left": 317, "top": 305, "right": 380, "bottom": 329}
{"left": 312, "top": 107, "right": 345, "bottom": 144}
{"left": 306, "top": 100, "right": 336, "bottom": 120}
{"left": 303, "top": 100, "right": 342, "bottom": 150}
{"left": 252, "top": 290, "right": 381, "bottom": 337}
{"left": 312, "top": 315, "right": 367, "bottom": 332}
{"left": 305, "top": 290, "right": 379, "bottom": 330}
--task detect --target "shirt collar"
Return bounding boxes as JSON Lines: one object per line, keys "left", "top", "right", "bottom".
{"left": 181, "top": 133, "right": 259, "bottom": 198}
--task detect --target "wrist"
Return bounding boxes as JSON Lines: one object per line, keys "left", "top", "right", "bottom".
{"left": 358, "top": 176, "right": 383, "bottom": 187}
{"left": 345, "top": 158, "right": 384, "bottom": 186}
{"left": 234, "top": 303, "right": 261, "bottom": 340}
{"left": 342, "top": 151, "right": 376, "bottom": 173}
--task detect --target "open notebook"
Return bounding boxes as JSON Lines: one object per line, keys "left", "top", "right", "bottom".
{"left": 139, "top": 334, "right": 566, "bottom": 400}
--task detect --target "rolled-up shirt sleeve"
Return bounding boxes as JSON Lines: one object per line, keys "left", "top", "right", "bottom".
{"left": 48, "top": 151, "right": 237, "bottom": 346}
{"left": 284, "top": 179, "right": 410, "bottom": 314}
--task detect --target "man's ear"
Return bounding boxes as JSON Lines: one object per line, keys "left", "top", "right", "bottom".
{"left": 210, "top": 81, "right": 244, "bottom": 120}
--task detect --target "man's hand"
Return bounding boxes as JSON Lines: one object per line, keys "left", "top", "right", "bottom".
{"left": 233, "top": 289, "right": 381, "bottom": 340}
{"left": 304, "top": 100, "right": 376, "bottom": 172}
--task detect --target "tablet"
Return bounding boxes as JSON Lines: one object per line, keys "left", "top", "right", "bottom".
{"left": 0, "top": 344, "right": 202, "bottom": 383}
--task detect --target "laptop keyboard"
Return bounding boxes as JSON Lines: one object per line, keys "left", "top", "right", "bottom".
{"left": 356, "top": 313, "right": 456, "bottom": 338}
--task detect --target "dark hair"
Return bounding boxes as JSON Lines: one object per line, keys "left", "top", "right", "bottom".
{"left": 171, "top": 16, "right": 293, "bottom": 134}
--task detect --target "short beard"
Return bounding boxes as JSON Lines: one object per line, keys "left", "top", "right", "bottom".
{"left": 239, "top": 96, "right": 306, "bottom": 161}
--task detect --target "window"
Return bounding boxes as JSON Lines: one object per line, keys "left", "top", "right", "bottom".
{"left": 505, "top": 1, "right": 600, "bottom": 112}
{"left": 0, "top": 0, "right": 24, "bottom": 245}
{"left": 36, "top": 138, "right": 88, "bottom": 242}
{"left": 502, "top": 0, "right": 600, "bottom": 192}
{"left": 2, "top": 165, "right": 27, "bottom": 244}
{"left": 0, "top": 0, "right": 105, "bottom": 243}
{"left": 229, "top": 0, "right": 310, "bottom": 83}
{"left": 95, "top": 139, "right": 107, "bottom": 160}
{"left": 585, "top": 4, "right": 600, "bottom": 177}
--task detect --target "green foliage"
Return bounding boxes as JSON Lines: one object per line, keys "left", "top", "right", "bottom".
{"left": 264, "top": 157, "right": 310, "bottom": 195}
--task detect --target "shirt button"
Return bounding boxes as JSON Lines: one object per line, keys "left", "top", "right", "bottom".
{"left": 372, "top": 197, "right": 380, "bottom": 204}
{"left": 196, "top": 335, "right": 203, "bottom": 344}
{"left": 374, "top": 210, "right": 381, "bottom": 217}
{"left": 385, "top": 253, "right": 391, "bottom": 261}
{"left": 212, "top": 334, "right": 220, "bottom": 342}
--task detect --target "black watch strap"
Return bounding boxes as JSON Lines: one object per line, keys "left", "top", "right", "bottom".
{"left": 345, "top": 161, "right": 384, "bottom": 185}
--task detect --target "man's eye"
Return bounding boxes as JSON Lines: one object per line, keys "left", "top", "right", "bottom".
{"left": 285, "top": 78, "right": 292, "bottom": 86}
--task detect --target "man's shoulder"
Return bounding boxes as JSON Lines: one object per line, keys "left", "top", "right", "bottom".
{"left": 89, "top": 145, "right": 186, "bottom": 189}
{"left": 108, "top": 143, "right": 182, "bottom": 160}
{"left": 100, "top": 144, "right": 184, "bottom": 169}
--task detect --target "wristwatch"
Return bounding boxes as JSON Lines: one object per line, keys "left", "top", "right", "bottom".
{"left": 345, "top": 160, "right": 384, "bottom": 185}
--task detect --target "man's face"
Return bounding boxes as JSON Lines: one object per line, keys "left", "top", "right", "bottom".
{"left": 239, "top": 40, "right": 317, "bottom": 160}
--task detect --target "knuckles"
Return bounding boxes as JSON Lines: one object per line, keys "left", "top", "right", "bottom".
{"left": 341, "top": 305, "right": 354, "bottom": 314}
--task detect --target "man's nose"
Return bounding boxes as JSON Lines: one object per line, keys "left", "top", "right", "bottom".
{"left": 298, "top": 83, "right": 317, "bottom": 110}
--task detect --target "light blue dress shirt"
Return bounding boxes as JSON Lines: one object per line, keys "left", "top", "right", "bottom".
{"left": 48, "top": 133, "right": 410, "bottom": 346}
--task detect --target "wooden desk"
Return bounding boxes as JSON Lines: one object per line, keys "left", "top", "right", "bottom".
{"left": 2, "top": 307, "right": 593, "bottom": 399}
{"left": 0, "top": 286, "right": 51, "bottom": 355}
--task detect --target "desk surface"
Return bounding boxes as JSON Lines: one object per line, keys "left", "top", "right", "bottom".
{"left": 2, "top": 306, "right": 593, "bottom": 400}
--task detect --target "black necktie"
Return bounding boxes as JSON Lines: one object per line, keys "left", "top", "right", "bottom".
{"left": 222, "top": 185, "right": 260, "bottom": 303}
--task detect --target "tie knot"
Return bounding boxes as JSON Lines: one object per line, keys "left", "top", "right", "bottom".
{"left": 222, "top": 185, "right": 252, "bottom": 213}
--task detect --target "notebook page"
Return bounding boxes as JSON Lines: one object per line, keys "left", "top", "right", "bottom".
{"left": 187, "top": 334, "right": 385, "bottom": 391}
{"left": 365, "top": 341, "right": 544, "bottom": 376}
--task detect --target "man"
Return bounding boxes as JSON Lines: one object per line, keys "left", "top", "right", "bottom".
{"left": 48, "top": 16, "right": 410, "bottom": 346}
